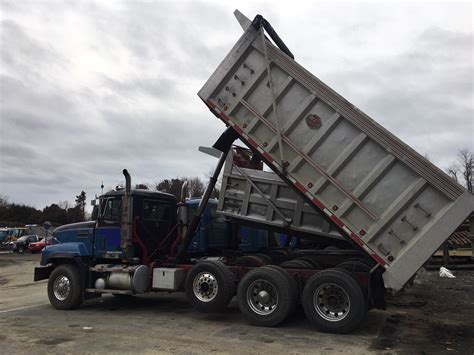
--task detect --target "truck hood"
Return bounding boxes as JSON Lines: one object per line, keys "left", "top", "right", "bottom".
{"left": 54, "top": 220, "right": 96, "bottom": 233}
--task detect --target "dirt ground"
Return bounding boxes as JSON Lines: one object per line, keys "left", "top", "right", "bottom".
{"left": 0, "top": 252, "right": 473, "bottom": 354}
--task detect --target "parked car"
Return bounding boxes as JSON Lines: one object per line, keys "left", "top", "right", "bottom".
{"left": 28, "top": 237, "right": 53, "bottom": 253}
{"left": 12, "top": 235, "right": 40, "bottom": 253}
{"left": 0, "top": 228, "right": 8, "bottom": 243}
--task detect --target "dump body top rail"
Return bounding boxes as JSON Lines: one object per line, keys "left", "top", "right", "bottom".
{"left": 219, "top": 150, "right": 344, "bottom": 241}
{"left": 198, "top": 16, "right": 474, "bottom": 290}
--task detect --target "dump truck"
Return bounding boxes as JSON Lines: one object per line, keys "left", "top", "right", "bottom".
{"left": 34, "top": 11, "right": 473, "bottom": 334}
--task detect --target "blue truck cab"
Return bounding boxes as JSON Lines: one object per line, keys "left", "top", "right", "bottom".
{"left": 186, "top": 198, "right": 229, "bottom": 253}
{"left": 36, "top": 187, "right": 178, "bottom": 281}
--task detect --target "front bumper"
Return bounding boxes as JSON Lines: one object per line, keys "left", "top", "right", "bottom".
{"left": 34, "top": 265, "right": 53, "bottom": 281}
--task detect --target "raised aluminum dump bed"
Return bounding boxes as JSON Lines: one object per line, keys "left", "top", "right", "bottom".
{"left": 219, "top": 149, "right": 343, "bottom": 241}
{"left": 199, "top": 13, "right": 474, "bottom": 290}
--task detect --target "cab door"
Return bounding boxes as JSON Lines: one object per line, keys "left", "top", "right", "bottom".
{"left": 95, "top": 197, "right": 123, "bottom": 259}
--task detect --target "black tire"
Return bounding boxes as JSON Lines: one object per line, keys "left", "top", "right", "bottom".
{"left": 343, "top": 257, "right": 373, "bottom": 267}
{"left": 296, "top": 256, "right": 321, "bottom": 268}
{"left": 280, "top": 259, "right": 313, "bottom": 269}
{"left": 237, "top": 267, "right": 296, "bottom": 327}
{"left": 336, "top": 260, "right": 371, "bottom": 273}
{"left": 262, "top": 265, "right": 300, "bottom": 301}
{"left": 254, "top": 253, "right": 272, "bottom": 265}
{"left": 236, "top": 255, "right": 265, "bottom": 267}
{"left": 17, "top": 246, "right": 25, "bottom": 254}
{"left": 335, "top": 268, "right": 369, "bottom": 311}
{"left": 47, "top": 264, "right": 83, "bottom": 310}
{"left": 302, "top": 268, "right": 367, "bottom": 333}
{"left": 185, "top": 261, "right": 236, "bottom": 312}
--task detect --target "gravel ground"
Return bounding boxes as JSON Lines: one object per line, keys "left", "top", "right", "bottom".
{"left": 0, "top": 252, "right": 473, "bottom": 354}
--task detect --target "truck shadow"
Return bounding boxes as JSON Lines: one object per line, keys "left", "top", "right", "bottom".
{"left": 81, "top": 293, "right": 385, "bottom": 336}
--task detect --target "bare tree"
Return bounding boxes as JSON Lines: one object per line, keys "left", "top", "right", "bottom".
{"left": 152, "top": 177, "right": 208, "bottom": 200}
{"left": 153, "top": 178, "right": 185, "bottom": 199}
{"left": 446, "top": 149, "right": 473, "bottom": 192}
{"left": 58, "top": 200, "right": 70, "bottom": 210}
{"left": 0, "top": 194, "right": 9, "bottom": 208}
{"left": 459, "top": 149, "right": 473, "bottom": 192}
{"left": 187, "top": 177, "right": 205, "bottom": 198}
{"left": 446, "top": 164, "right": 459, "bottom": 182}
{"left": 205, "top": 168, "right": 221, "bottom": 199}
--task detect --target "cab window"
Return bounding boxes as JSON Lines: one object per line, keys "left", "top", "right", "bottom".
{"left": 143, "top": 200, "right": 170, "bottom": 221}
{"left": 102, "top": 198, "right": 122, "bottom": 221}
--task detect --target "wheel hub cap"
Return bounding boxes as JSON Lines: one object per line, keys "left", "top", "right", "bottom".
{"left": 247, "top": 279, "right": 278, "bottom": 315}
{"left": 53, "top": 275, "right": 71, "bottom": 301}
{"left": 193, "top": 272, "right": 218, "bottom": 302}
{"left": 258, "top": 290, "right": 270, "bottom": 303}
{"left": 313, "top": 283, "right": 350, "bottom": 322}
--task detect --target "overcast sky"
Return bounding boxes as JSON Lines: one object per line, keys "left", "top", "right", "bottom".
{"left": 0, "top": 0, "right": 472, "bottom": 210}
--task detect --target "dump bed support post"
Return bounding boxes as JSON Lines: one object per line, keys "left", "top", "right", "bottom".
{"left": 175, "top": 128, "right": 238, "bottom": 262}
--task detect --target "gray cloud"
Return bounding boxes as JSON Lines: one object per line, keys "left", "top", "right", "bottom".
{"left": 0, "top": 2, "right": 472, "bottom": 210}
{"left": 323, "top": 27, "right": 473, "bottom": 168}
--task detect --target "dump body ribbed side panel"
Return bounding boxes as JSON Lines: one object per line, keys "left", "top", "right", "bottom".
{"left": 199, "top": 25, "right": 474, "bottom": 290}
{"left": 219, "top": 152, "right": 343, "bottom": 240}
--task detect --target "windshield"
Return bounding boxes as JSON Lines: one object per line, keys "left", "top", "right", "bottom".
{"left": 17, "top": 236, "right": 28, "bottom": 242}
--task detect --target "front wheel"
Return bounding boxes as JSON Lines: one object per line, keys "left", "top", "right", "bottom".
{"left": 47, "top": 264, "right": 83, "bottom": 310}
{"left": 302, "top": 268, "right": 367, "bottom": 334}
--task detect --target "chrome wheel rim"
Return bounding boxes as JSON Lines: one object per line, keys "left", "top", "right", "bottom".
{"left": 247, "top": 279, "right": 278, "bottom": 315}
{"left": 313, "top": 283, "right": 350, "bottom": 322}
{"left": 193, "top": 272, "right": 218, "bottom": 302}
{"left": 53, "top": 275, "right": 71, "bottom": 301}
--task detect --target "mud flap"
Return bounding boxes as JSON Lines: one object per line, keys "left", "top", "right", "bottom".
{"left": 34, "top": 265, "right": 53, "bottom": 281}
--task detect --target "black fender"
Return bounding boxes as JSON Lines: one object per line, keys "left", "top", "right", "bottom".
{"left": 35, "top": 252, "right": 90, "bottom": 288}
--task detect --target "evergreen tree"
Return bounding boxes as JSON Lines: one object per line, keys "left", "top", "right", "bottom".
{"left": 75, "top": 191, "right": 87, "bottom": 221}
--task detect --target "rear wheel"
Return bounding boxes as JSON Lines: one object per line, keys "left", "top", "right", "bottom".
{"left": 253, "top": 253, "right": 272, "bottom": 265}
{"left": 262, "top": 265, "right": 300, "bottom": 301}
{"left": 47, "top": 264, "right": 83, "bottom": 310}
{"left": 295, "top": 256, "right": 321, "bottom": 268}
{"left": 280, "top": 259, "right": 313, "bottom": 269}
{"left": 237, "top": 267, "right": 297, "bottom": 327}
{"left": 302, "top": 268, "right": 367, "bottom": 333}
{"left": 185, "top": 261, "right": 235, "bottom": 312}
{"left": 236, "top": 255, "right": 266, "bottom": 267}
